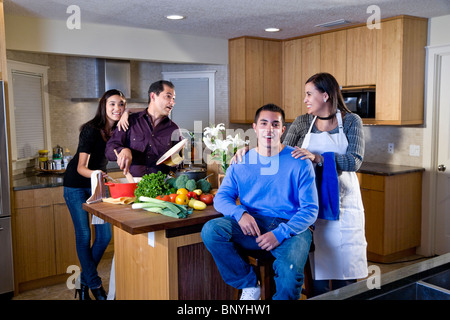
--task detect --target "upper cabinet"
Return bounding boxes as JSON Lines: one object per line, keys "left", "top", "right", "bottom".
{"left": 282, "top": 36, "right": 320, "bottom": 121}
{"left": 229, "top": 37, "right": 281, "bottom": 123}
{"left": 321, "top": 30, "right": 347, "bottom": 86}
{"left": 346, "top": 26, "right": 378, "bottom": 86}
{"left": 374, "top": 16, "right": 427, "bottom": 125}
{"left": 229, "top": 15, "right": 428, "bottom": 126}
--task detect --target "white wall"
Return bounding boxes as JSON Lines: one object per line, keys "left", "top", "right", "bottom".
{"left": 4, "top": 15, "right": 228, "bottom": 65}
{"left": 428, "top": 14, "right": 450, "bottom": 47}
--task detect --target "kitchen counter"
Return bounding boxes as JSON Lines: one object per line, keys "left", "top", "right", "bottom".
{"left": 12, "top": 162, "right": 121, "bottom": 191}
{"left": 358, "top": 162, "right": 425, "bottom": 176}
{"left": 82, "top": 201, "right": 233, "bottom": 299}
{"left": 13, "top": 172, "right": 65, "bottom": 191}
{"left": 310, "top": 253, "right": 450, "bottom": 300}
{"left": 82, "top": 201, "right": 222, "bottom": 235}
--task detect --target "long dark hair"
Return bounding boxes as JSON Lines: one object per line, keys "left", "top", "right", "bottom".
{"left": 306, "top": 73, "right": 351, "bottom": 115}
{"left": 80, "top": 89, "right": 126, "bottom": 133}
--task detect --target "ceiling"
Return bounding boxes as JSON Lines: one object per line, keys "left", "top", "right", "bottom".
{"left": 4, "top": 0, "right": 450, "bottom": 40}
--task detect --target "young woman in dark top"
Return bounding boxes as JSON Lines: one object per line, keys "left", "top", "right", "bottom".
{"left": 63, "top": 89, "right": 126, "bottom": 300}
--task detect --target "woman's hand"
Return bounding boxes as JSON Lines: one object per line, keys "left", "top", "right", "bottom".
{"left": 291, "top": 146, "right": 322, "bottom": 164}
{"left": 117, "top": 110, "right": 130, "bottom": 131}
{"left": 230, "top": 146, "right": 249, "bottom": 164}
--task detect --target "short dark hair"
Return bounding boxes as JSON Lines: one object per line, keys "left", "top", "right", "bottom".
{"left": 254, "top": 103, "right": 285, "bottom": 126}
{"left": 148, "top": 80, "right": 175, "bottom": 103}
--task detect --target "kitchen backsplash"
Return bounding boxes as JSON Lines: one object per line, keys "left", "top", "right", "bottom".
{"left": 7, "top": 49, "right": 424, "bottom": 175}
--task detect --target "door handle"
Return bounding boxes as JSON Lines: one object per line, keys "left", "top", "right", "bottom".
{"left": 438, "top": 164, "right": 446, "bottom": 172}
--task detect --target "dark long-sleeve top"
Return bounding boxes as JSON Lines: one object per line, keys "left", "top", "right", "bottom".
{"left": 283, "top": 113, "right": 365, "bottom": 172}
{"left": 105, "top": 110, "right": 180, "bottom": 177}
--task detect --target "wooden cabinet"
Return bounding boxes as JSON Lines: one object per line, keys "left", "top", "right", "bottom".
{"left": 357, "top": 171, "right": 422, "bottom": 263}
{"left": 346, "top": 26, "right": 378, "bottom": 86}
{"left": 12, "top": 186, "right": 78, "bottom": 291}
{"left": 229, "top": 15, "right": 427, "bottom": 126}
{"left": 282, "top": 36, "right": 321, "bottom": 122}
{"left": 229, "top": 37, "right": 281, "bottom": 123}
{"left": 374, "top": 16, "right": 427, "bottom": 125}
{"left": 321, "top": 30, "right": 347, "bottom": 86}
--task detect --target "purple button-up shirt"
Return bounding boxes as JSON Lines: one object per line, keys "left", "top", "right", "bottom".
{"left": 106, "top": 110, "right": 181, "bottom": 177}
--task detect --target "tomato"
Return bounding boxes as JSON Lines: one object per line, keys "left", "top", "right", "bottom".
{"left": 155, "top": 195, "right": 163, "bottom": 200}
{"left": 187, "top": 191, "right": 198, "bottom": 200}
{"left": 199, "top": 194, "right": 214, "bottom": 205}
{"left": 175, "top": 194, "right": 189, "bottom": 205}
{"left": 169, "top": 193, "right": 177, "bottom": 203}
{"left": 176, "top": 188, "right": 189, "bottom": 195}
{"left": 161, "top": 195, "right": 171, "bottom": 202}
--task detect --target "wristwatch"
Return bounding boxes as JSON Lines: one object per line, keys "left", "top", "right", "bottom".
{"left": 317, "top": 155, "right": 323, "bottom": 167}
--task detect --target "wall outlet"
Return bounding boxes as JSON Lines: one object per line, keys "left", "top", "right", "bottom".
{"left": 388, "top": 143, "right": 394, "bottom": 154}
{"left": 409, "top": 145, "right": 420, "bottom": 157}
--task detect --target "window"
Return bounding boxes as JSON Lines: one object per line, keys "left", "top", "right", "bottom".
{"left": 162, "top": 70, "right": 216, "bottom": 132}
{"left": 7, "top": 60, "right": 51, "bottom": 165}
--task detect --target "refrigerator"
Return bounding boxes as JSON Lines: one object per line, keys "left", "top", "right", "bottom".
{"left": 0, "top": 80, "right": 14, "bottom": 298}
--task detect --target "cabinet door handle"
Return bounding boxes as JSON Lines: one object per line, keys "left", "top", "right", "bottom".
{"left": 0, "top": 227, "right": 4, "bottom": 231}
{"left": 438, "top": 164, "right": 446, "bottom": 172}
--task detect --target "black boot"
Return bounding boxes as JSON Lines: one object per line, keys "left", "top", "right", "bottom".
{"left": 74, "top": 284, "right": 91, "bottom": 300}
{"left": 91, "top": 285, "right": 107, "bottom": 300}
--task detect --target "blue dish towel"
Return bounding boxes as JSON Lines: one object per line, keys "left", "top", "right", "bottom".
{"left": 316, "top": 152, "right": 339, "bottom": 220}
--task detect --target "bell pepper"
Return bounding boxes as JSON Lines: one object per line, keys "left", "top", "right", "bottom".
{"left": 187, "top": 191, "right": 198, "bottom": 200}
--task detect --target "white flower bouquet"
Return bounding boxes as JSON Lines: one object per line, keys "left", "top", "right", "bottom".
{"left": 203, "top": 123, "right": 248, "bottom": 174}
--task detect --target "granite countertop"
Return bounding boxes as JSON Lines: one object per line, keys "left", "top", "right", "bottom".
{"left": 13, "top": 171, "right": 65, "bottom": 191}
{"left": 13, "top": 162, "right": 121, "bottom": 191}
{"left": 358, "top": 162, "right": 425, "bottom": 176}
{"left": 309, "top": 253, "right": 450, "bottom": 300}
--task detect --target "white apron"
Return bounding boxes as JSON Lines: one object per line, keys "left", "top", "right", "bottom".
{"left": 302, "top": 110, "right": 368, "bottom": 280}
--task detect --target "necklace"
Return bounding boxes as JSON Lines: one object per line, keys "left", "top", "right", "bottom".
{"left": 317, "top": 113, "right": 336, "bottom": 120}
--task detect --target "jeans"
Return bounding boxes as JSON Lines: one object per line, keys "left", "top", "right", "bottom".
{"left": 64, "top": 187, "right": 112, "bottom": 289}
{"left": 201, "top": 215, "right": 312, "bottom": 300}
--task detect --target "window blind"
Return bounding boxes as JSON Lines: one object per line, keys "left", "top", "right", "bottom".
{"left": 12, "top": 72, "right": 45, "bottom": 159}
{"left": 170, "top": 77, "right": 209, "bottom": 132}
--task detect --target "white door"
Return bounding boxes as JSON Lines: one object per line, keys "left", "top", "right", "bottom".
{"left": 434, "top": 52, "right": 450, "bottom": 254}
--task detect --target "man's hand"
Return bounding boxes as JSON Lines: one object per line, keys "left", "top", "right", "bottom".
{"left": 256, "top": 232, "right": 280, "bottom": 251}
{"left": 238, "top": 212, "right": 261, "bottom": 237}
{"left": 116, "top": 148, "right": 132, "bottom": 174}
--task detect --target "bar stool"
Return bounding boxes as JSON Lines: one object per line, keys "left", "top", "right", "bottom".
{"left": 234, "top": 244, "right": 314, "bottom": 300}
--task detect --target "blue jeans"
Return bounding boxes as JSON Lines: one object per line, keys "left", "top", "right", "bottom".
{"left": 64, "top": 187, "right": 112, "bottom": 289}
{"left": 201, "top": 215, "right": 312, "bottom": 300}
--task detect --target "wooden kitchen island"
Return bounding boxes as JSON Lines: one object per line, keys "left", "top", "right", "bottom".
{"left": 82, "top": 202, "right": 235, "bottom": 300}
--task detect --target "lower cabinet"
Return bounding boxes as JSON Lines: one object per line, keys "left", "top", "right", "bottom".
{"left": 357, "top": 171, "right": 423, "bottom": 263}
{"left": 12, "top": 187, "right": 78, "bottom": 291}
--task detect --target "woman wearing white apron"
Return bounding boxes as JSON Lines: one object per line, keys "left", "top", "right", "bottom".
{"left": 288, "top": 73, "right": 368, "bottom": 295}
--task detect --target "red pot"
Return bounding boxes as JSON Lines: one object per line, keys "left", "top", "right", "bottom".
{"left": 105, "top": 181, "right": 138, "bottom": 198}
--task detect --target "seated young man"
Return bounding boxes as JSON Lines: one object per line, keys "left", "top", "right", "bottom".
{"left": 201, "top": 104, "right": 318, "bottom": 300}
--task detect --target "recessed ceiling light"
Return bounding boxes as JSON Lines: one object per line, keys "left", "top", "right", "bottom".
{"left": 265, "top": 27, "right": 280, "bottom": 32}
{"left": 166, "top": 15, "right": 185, "bottom": 20}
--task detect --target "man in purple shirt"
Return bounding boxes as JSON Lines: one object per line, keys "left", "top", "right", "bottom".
{"left": 106, "top": 80, "right": 181, "bottom": 177}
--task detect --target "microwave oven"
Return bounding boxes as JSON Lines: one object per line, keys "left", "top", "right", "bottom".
{"left": 342, "top": 89, "right": 375, "bottom": 118}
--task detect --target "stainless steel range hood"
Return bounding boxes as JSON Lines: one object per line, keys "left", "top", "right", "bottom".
{"left": 95, "top": 59, "right": 131, "bottom": 99}
{"left": 72, "top": 58, "right": 137, "bottom": 102}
